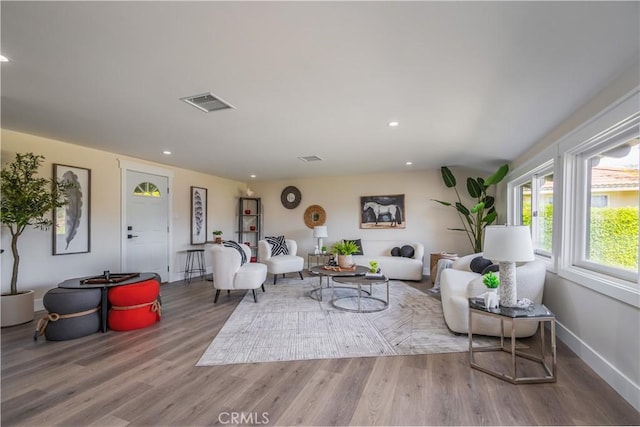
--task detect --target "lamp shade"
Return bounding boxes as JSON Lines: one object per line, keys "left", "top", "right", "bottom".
{"left": 313, "top": 226, "right": 328, "bottom": 238}
{"left": 483, "top": 225, "right": 534, "bottom": 262}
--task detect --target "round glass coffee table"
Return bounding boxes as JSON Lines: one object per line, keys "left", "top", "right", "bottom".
{"left": 331, "top": 275, "right": 389, "bottom": 313}
{"left": 308, "top": 265, "right": 369, "bottom": 301}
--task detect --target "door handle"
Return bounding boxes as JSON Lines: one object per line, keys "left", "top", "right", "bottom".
{"left": 127, "top": 234, "right": 139, "bottom": 239}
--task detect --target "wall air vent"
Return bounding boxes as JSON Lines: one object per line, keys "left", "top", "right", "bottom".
{"left": 298, "top": 155, "right": 323, "bottom": 162}
{"left": 180, "top": 92, "right": 235, "bottom": 113}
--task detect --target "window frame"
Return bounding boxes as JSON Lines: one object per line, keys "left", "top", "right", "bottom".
{"left": 567, "top": 123, "right": 638, "bottom": 284}
{"left": 558, "top": 95, "right": 639, "bottom": 307}
{"left": 507, "top": 89, "right": 639, "bottom": 308}
{"left": 508, "top": 159, "right": 556, "bottom": 271}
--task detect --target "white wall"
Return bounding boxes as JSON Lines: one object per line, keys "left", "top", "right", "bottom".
{"left": 249, "top": 167, "right": 496, "bottom": 266}
{"left": 1, "top": 130, "right": 247, "bottom": 305}
{"left": 506, "top": 63, "right": 640, "bottom": 410}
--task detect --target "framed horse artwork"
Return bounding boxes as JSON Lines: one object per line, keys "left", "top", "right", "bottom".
{"left": 360, "top": 194, "right": 406, "bottom": 229}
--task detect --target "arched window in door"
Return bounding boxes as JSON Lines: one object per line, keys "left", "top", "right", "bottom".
{"left": 133, "top": 182, "right": 161, "bottom": 197}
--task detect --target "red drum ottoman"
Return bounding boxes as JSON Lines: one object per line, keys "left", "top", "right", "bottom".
{"left": 108, "top": 279, "right": 161, "bottom": 331}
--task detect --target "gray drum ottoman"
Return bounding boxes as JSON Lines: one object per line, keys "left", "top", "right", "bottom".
{"left": 35, "top": 287, "right": 102, "bottom": 341}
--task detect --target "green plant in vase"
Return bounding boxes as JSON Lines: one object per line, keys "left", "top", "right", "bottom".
{"left": 212, "top": 230, "right": 223, "bottom": 243}
{"left": 482, "top": 271, "right": 500, "bottom": 289}
{"left": 369, "top": 260, "right": 379, "bottom": 273}
{"left": 331, "top": 240, "right": 360, "bottom": 268}
{"left": 432, "top": 164, "right": 509, "bottom": 253}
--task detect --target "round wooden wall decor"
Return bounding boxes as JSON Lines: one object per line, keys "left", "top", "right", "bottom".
{"left": 303, "top": 205, "right": 326, "bottom": 229}
{"left": 281, "top": 186, "right": 301, "bottom": 209}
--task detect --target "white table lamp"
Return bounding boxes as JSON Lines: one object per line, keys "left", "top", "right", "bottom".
{"left": 483, "top": 225, "right": 534, "bottom": 307}
{"left": 313, "top": 226, "right": 328, "bottom": 253}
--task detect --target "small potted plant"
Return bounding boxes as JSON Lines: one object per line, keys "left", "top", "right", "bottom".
{"left": 483, "top": 271, "right": 499, "bottom": 289}
{"left": 331, "top": 240, "right": 360, "bottom": 268}
{"left": 482, "top": 271, "right": 500, "bottom": 308}
{"left": 212, "top": 230, "right": 223, "bottom": 244}
{"left": 369, "top": 260, "right": 379, "bottom": 273}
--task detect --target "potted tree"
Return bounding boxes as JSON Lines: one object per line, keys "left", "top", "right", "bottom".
{"left": 331, "top": 240, "right": 360, "bottom": 269}
{"left": 1, "top": 153, "right": 71, "bottom": 326}
{"left": 432, "top": 164, "right": 509, "bottom": 253}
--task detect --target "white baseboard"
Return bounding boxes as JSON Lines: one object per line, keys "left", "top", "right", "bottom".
{"left": 555, "top": 319, "right": 640, "bottom": 411}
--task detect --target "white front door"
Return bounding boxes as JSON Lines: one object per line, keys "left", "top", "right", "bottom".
{"left": 125, "top": 170, "right": 169, "bottom": 281}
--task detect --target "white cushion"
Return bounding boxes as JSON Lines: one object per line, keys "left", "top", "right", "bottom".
{"left": 265, "top": 255, "right": 304, "bottom": 275}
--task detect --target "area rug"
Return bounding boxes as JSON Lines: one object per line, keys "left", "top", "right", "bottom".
{"left": 197, "top": 276, "right": 490, "bottom": 366}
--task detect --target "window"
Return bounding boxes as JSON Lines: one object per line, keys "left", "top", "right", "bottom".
{"left": 133, "top": 182, "right": 161, "bottom": 197}
{"left": 576, "top": 136, "right": 639, "bottom": 281}
{"left": 511, "top": 162, "right": 554, "bottom": 258}
{"left": 590, "top": 195, "right": 609, "bottom": 208}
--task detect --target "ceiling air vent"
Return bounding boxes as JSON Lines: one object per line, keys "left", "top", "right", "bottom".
{"left": 298, "top": 155, "right": 323, "bottom": 162}
{"left": 180, "top": 92, "right": 235, "bottom": 113}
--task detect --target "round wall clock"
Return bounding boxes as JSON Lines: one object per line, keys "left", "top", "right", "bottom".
{"left": 304, "top": 205, "right": 326, "bottom": 229}
{"left": 281, "top": 186, "right": 301, "bottom": 209}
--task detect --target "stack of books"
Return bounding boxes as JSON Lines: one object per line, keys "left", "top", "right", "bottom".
{"left": 365, "top": 271, "right": 385, "bottom": 280}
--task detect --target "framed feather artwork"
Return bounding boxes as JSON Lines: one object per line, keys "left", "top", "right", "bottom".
{"left": 53, "top": 164, "right": 91, "bottom": 255}
{"left": 190, "top": 186, "right": 208, "bottom": 244}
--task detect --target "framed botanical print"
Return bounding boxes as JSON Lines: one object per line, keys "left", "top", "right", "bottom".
{"left": 191, "top": 186, "right": 207, "bottom": 244}
{"left": 53, "top": 164, "right": 91, "bottom": 255}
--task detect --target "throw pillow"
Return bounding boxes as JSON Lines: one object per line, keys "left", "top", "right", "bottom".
{"left": 265, "top": 235, "right": 289, "bottom": 256}
{"left": 400, "top": 245, "right": 415, "bottom": 258}
{"left": 344, "top": 239, "right": 364, "bottom": 255}
{"left": 481, "top": 263, "right": 499, "bottom": 275}
{"left": 223, "top": 240, "right": 248, "bottom": 265}
{"left": 470, "top": 256, "right": 492, "bottom": 274}
{"left": 391, "top": 247, "right": 401, "bottom": 257}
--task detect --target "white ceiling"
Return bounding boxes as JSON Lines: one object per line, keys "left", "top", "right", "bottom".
{"left": 1, "top": 2, "right": 638, "bottom": 182}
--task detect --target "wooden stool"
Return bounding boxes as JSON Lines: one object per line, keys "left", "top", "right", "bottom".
{"left": 184, "top": 249, "right": 206, "bottom": 283}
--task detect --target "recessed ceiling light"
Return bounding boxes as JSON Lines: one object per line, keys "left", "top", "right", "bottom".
{"left": 0, "top": 55, "right": 9, "bottom": 62}
{"left": 250, "top": 174, "right": 256, "bottom": 179}
{"left": 388, "top": 121, "right": 399, "bottom": 127}
{"left": 162, "top": 150, "right": 172, "bottom": 155}
{"left": 406, "top": 161, "right": 413, "bottom": 166}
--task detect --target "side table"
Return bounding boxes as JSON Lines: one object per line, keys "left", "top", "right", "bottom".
{"left": 468, "top": 298, "right": 556, "bottom": 384}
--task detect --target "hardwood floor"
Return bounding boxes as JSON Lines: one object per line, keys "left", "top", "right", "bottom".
{"left": 2, "top": 277, "right": 638, "bottom": 426}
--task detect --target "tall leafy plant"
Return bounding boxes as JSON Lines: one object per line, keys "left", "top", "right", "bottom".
{"left": 1, "top": 153, "right": 72, "bottom": 295}
{"left": 432, "top": 164, "right": 509, "bottom": 253}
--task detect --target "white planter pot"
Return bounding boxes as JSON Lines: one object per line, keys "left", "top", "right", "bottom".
{"left": 1, "top": 290, "right": 35, "bottom": 327}
{"left": 337, "top": 254, "right": 353, "bottom": 268}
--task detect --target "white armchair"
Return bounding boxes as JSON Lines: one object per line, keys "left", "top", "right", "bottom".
{"left": 210, "top": 243, "right": 267, "bottom": 303}
{"left": 440, "top": 253, "right": 546, "bottom": 337}
{"left": 258, "top": 238, "right": 304, "bottom": 285}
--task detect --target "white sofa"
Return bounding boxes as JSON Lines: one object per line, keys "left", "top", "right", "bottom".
{"left": 440, "top": 252, "right": 546, "bottom": 337}
{"left": 349, "top": 240, "right": 424, "bottom": 281}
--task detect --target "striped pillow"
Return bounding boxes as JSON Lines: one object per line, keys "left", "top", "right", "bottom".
{"left": 223, "top": 240, "right": 247, "bottom": 265}
{"left": 265, "top": 235, "right": 289, "bottom": 256}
